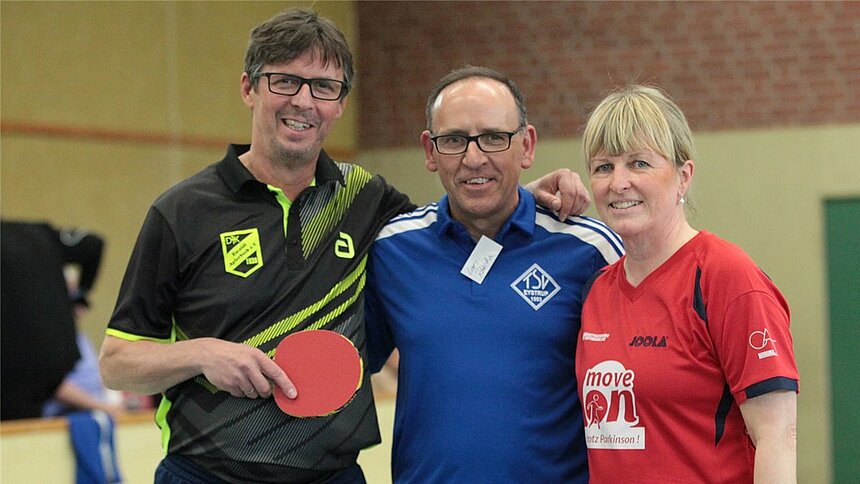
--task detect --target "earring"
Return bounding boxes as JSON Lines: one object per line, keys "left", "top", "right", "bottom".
{"left": 679, "top": 196, "right": 686, "bottom": 204}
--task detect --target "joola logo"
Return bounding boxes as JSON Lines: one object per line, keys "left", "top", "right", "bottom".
{"left": 335, "top": 232, "right": 355, "bottom": 259}
{"left": 628, "top": 335, "right": 667, "bottom": 348}
{"left": 220, "top": 228, "right": 263, "bottom": 278}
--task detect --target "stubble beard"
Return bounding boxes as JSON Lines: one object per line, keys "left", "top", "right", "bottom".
{"left": 269, "top": 137, "right": 320, "bottom": 171}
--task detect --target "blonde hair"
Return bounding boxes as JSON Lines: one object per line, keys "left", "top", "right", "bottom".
{"left": 582, "top": 85, "right": 695, "bottom": 170}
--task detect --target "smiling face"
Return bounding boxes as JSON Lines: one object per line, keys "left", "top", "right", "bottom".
{"left": 589, "top": 147, "right": 693, "bottom": 242}
{"left": 241, "top": 49, "right": 346, "bottom": 169}
{"left": 421, "top": 77, "right": 536, "bottom": 239}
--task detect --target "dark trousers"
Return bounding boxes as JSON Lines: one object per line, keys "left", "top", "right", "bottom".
{"left": 154, "top": 454, "right": 367, "bottom": 484}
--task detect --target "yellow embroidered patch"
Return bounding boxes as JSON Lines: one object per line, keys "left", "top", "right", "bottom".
{"left": 220, "top": 228, "right": 263, "bottom": 277}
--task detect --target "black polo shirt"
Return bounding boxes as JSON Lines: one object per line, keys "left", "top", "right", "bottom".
{"left": 108, "top": 144, "right": 413, "bottom": 482}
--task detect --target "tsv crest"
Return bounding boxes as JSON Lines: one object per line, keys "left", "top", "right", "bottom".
{"left": 511, "top": 263, "right": 560, "bottom": 310}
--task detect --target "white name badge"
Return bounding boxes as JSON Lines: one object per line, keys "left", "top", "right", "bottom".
{"left": 460, "top": 235, "right": 503, "bottom": 284}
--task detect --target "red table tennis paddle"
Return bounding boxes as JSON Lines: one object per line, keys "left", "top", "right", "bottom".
{"left": 273, "top": 329, "right": 363, "bottom": 417}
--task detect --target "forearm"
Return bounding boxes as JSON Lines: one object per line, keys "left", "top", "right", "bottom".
{"left": 754, "top": 435, "right": 797, "bottom": 484}
{"left": 54, "top": 380, "right": 119, "bottom": 414}
{"left": 99, "top": 336, "right": 206, "bottom": 395}
{"left": 740, "top": 390, "right": 798, "bottom": 484}
{"left": 99, "top": 335, "right": 292, "bottom": 399}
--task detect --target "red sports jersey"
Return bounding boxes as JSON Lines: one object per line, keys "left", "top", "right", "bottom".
{"left": 576, "top": 231, "right": 799, "bottom": 483}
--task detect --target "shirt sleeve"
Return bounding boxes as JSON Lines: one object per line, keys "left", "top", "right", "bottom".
{"left": 107, "top": 207, "right": 179, "bottom": 341}
{"left": 364, "top": 248, "right": 396, "bottom": 374}
{"left": 710, "top": 283, "right": 799, "bottom": 404}
{"left": 376, "top": 175, "right": 417, "bottom": 220}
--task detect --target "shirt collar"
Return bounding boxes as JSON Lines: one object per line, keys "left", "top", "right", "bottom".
{"left": 434, "top": 185, "right": 536, "bottom": 241}
{"left": 217, "top": 144, "right": 346, "bottom": 194}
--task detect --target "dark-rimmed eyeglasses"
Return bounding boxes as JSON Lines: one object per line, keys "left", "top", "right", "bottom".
{"left": 259, "top": 72, "right": 348, "bottom": 101}
{"left": 430, "top": 129, "right": 522, "bottom": 155}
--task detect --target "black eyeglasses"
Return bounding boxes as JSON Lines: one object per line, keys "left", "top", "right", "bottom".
{"left": 259, "top": 72, "right": 348, "bottom": 101}
{"left": 430, "top": 128, "right": 522, "bottom": 155}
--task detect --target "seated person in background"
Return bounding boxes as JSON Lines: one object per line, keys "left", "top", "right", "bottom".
{"left": 44, "top": 257, "right": 126, "bottom": 420}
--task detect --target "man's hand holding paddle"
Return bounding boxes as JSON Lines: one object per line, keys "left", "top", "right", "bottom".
{"left": 196, "top": 329, "right": 363, "bottom": 416}
{"left": 197, "top": 338, "right": 297, "bottom": 400}
{"left": 102, "top": 329, "right": 359, "bottom": 415}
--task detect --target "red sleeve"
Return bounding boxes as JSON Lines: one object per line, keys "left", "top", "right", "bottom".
{"left": 704, "top": 258, "right": 799, "bottom": 404}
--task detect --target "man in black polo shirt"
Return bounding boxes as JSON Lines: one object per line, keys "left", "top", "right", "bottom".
{"left": 100, "top": 8, "right": 587, "bottom": 484}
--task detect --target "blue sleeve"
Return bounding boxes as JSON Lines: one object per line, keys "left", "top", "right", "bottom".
{"left": 364, "top": 248, "right": 395, "bottom": 373}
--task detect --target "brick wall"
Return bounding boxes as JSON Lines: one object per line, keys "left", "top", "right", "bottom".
{"left": 357, "top": 1, "right": 860, "bottom": 149}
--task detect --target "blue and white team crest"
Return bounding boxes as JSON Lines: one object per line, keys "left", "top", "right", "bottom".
{"left": 511, "top": 263, "right": 560, "bottom": 310}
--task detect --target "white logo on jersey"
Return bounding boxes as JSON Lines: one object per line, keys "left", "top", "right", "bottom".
{"left": 581, "top": 360, "right": 645, "bottom": 449}
{"left": 582, "top": 332, "right": 610, "bottom": 342}
{"left": 749, "top": 328, "right": 778, "bottom": 359}
{"left": 510, "top": 263, "right": 560, "bottom": 310}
